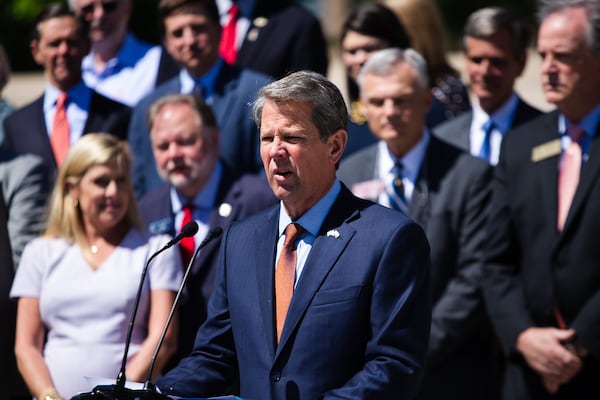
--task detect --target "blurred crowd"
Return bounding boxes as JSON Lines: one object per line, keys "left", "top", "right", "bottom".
{"left": 0, "top": 0, "right": 598, "bottom": 399}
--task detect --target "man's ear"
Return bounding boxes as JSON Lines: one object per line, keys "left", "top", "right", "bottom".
{"left": 30, "top": 40, "right": 43, "bottom": 66}
{"left": 329, "top": 129, "right": 348, "bottom": 166}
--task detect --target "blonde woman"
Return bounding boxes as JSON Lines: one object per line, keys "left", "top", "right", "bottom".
{"left": 11, "top": 133, "right": 182, "bottom": 400}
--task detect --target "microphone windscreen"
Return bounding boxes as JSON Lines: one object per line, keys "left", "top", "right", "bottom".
{"left": 181, "top": 220, "right": 199, "bottom": 237}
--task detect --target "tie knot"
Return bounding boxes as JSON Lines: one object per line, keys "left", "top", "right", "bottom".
{"left": 482, "top": 118, "right": 495, "bottom": 134}
{"left": 567, "top": 124, "right": 585, "bottom": 143}
{"left": 284, "top": 223, "right": 304, "bottom": 249}
{"left": 228, "top": 3, "right": 239, "bottom": 18}
{"left": 56, "top": 92, "right": 68, "bottom": 107}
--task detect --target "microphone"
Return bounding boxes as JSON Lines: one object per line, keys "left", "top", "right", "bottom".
{"left": 143, "top": 227, "right": 223, "bottom": 392}
{"left": 71, "top": 221, "right": 199, "bottom": 400}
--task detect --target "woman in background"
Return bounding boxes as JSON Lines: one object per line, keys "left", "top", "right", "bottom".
{"left": 11, "top": 133, "right": 182, "bottom": 400}
{"left": 385, "top": 0, "right": 471, "bottom": 122}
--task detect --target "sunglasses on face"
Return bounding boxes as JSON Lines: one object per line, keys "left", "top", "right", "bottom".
{"left": 81, "top": 1, "right": 119, "bottom": 16}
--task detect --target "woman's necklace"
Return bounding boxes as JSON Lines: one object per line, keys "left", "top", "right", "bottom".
{"left": 90, "top": 244, "right": 99, "bottom": 254}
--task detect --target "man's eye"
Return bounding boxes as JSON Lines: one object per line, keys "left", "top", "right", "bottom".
{"left": 171, "top": 29, "right": 183, "bottom": 38}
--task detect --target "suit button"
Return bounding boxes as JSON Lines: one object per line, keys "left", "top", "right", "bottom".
{"left": 271, "top": 371, "right": 281, "bottom": 382}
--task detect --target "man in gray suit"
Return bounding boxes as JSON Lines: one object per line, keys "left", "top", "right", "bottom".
{"left": 434, "top": 7, "right": 542, "bottom": 165}
{"left": 338, "top": 48, "right": 498, "bottom": 400}
{"left": 0, "top": 149, "right": 50, "bottom": 399}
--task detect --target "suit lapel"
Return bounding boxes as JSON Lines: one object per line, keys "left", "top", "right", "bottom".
{"left": 535, "top": 112, "right": 562, "bottom": 235}
{"left": 34, "top": 96, "right": 56, "bottom": 167}
{"left": 255, "top": 208, "right": 279, "bottom": 355}
{"left": 275, "top": 188, "right": 359, "bottom": 354}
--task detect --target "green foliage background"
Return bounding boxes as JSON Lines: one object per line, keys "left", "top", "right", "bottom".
{"left": 1, "top": 0, "right": 537, "bottom": 71}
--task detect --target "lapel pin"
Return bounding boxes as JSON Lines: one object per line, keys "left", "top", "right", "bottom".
{"left": 219, "top": 203, "right": 232, "bottom": 217}
{"left": 327, "top": 229, "right": 340, "bottom": 238}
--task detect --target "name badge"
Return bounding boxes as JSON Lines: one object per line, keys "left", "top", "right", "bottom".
{"left": 531, "top": 139, "right": 561, "bottom": 162}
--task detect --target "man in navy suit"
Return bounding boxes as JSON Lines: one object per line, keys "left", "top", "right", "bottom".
{"left": 2, "top": 4, "right": 130, "bottom": 179}
{"left": 337, "top": 48, "right": 498, "bottom": 400}
{"left": 434, "top": 7, "right": 542, "bottom": 165}
{"left": 217, "top": 0, "right": 328, "bottom": 79}
{"left": 138, "top": 93, "right": 276, "bottom": 368}
{"left": 155, "top": 71, "right": 431, "bottom": 399}
{"left": 128, "top": 0, "right": 272, "bottom": 197}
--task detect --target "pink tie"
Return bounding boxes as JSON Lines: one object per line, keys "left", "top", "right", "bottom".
{"left": 557, "top": 125, "right": 584, "bottom": 231}
{"left": 275, "top": 223, "right": 304, "bottom": 342}
{"left": 219, "top": 4, "right": 239, "bottom": 64}
{"left": 51, "top": 92, "right": 70, "bottom": 166}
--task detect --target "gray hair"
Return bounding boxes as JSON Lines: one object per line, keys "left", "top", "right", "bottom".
{"left": 463, "top": 7, "right": 533, "bottom": 61}
{"left": 252, "top": 70, "right": 348, "bottom": 142}
{"left": 538, "top": 0, "right": 600, "bottom": 54}
{"left": 357, "top": 48, "right": 429, "bottom": 90}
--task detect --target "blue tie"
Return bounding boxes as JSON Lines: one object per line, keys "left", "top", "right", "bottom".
{"left": 479, "top": 119, "right": 495, "bottom": 162}
{"left": 390, "top": 161, "right": 408, "bottom": 213}
{"left": 192, "top": 82, "right": 204, "bottom": 99}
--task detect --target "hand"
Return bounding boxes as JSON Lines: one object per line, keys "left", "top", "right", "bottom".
{"left": 516, "top": 327, "right": 582, "bottom": 390}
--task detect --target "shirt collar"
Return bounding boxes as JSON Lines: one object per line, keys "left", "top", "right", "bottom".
{"left": 472, "top": 93, "right": 519, "bottom": 134}
{"left": 43, "top": 81, "right": 91, "bottom": 112}
{"left": 559, "top": 104, "right": 600, "bottom": 138}
{"left": 378, "top": 129, "right": 430, "bottom": 183}
{"left": 180, "top": 58, "right": 223, "bottom": 98}
{"left": 170, "top": 161, "right": 223, "bottom": 213}
{"left": 278, "top": 179, "right": 342, "bottom": 238}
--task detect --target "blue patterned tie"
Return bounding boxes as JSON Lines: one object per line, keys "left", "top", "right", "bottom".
{"left": 478, "top": 119, "right": 495, "bottom": 162}
{"left": 390, "top": 161, "right": 408, "bottom": 213}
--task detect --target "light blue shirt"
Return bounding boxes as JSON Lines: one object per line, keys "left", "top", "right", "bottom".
{"left": 43, "top": 81, "right": 90, "bottom": 144}
{"left": 470, "top": 93, "right": 520, "bottom": 165}
{"left": 375, "top": 129, "right": 430, "bottom": 208}
{"left": 277, "top": 179, "right": 341, "bottom": 285}
{"left": 170, "top": 161, "right": 223, "bottom": 248}
{"left": 82, "top": 33, "right": 162, "bottom": 106}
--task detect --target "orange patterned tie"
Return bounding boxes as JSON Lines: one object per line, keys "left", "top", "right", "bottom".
{"left": 50, "top": 92, "right": 70, "bottom": 166}
{"left": 275, "top": 223, "right": 304, "bottom": 342}
{"left": 557, "top": 124, "right": 584, "bottom": 231}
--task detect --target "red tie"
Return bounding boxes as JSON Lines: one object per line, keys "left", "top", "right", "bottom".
{"left": 219, "top": 3, "right": 239, "bottom": 64}
{"left": 179, "top": 204, "right": 195, "bottom": 266}
{"left": 51, "top": 92, "right": 70, "bottom": 166}
{"left": 275, "top": 223, "right": 304, "bottom": 342}
{"left": 557, "top": 125, "right": 584, "bottom": 231}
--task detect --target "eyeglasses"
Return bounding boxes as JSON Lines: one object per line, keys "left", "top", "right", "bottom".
{"left": 80, "top": 1, "right": 119, "bottom": 16}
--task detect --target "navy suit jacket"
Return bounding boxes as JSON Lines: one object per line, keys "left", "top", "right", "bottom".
{"left": 157, "top": 185, "right": 431, "bottom": 400}
{"left": 128, "top": 63, "right": 272, "bottom": 197}
{"left": 2, "top": 89, "right": 130, "bottom": 177}
{"left": 434, "top": 97, "right": 543, "bottom": 155}
{"left": 482, "top": 110, "right": 600, "bottom": 399}
{"left": 138, "top": 168, "right": 277, "bottom": 367}
{"left": 337, "top": 137, "right": 499, "bottom": 400}
{"left": 233, "top": 0, "right": 328, "bottom": 79}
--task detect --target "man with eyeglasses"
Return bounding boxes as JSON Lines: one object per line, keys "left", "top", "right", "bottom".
{"left": 434, "top": 7, "right": 543, "bottom": 166}
{"left": 69, "top": 0, "right": 179, "bottom": 106}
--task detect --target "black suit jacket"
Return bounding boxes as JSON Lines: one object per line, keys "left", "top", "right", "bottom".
{"left": 482, "top": 110, "right": 600, "bottom": 399}
{"left": 138, "top": 168, "right": 277, "bottom": 367}
{"left": 434, "top": 97, "right": 543, "bottom": 155}
{"left": 2, "top": 89, "right": 130, "bottom": 176}
{"left": 233, "top": 0, "right": 328, "bottom": 79}
{"left": 338, "top": 136, "right": 499, "bottom": 400}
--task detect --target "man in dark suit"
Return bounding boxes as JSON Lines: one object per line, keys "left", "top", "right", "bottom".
{"left": 217, "top": 0, "right": 328, "bottom": 79}
{"left": 481, "top": 1, "right": 600, "bottom": 398}
{"left": 138, "top": 93, "right": 276, "bottom": 368}
{"left": 2, "top": 4, "right": 130, "bottom": 179}
{"left": 128, "top": 0, "right": 272, "bottom": 198}
{"left": 0, "top": 149, "right": 50, "bottom": 399}
{"left": 337, "top": 48, "right": 498, "bottom": 400}
{"left": 434, "top": 7, "right": 542, "bottom": 165}
{"left": 155, "top": 70, "right": 431, "bottom": 399}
